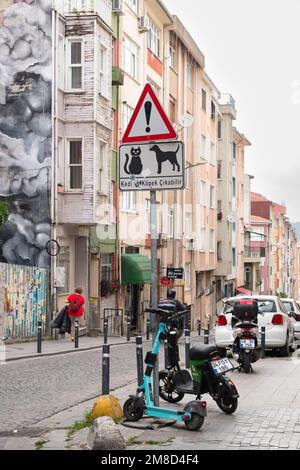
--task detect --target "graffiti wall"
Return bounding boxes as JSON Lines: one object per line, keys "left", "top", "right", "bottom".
{"left": 0, "top": 0, "right": 52, "bottom": 268}
{"left": 0, "top": 262, "right": 49, "bottom": 339}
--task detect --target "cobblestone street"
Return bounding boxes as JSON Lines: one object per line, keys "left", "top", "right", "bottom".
{"left": 2, "top": 338, "right": 300, "bottom": 450}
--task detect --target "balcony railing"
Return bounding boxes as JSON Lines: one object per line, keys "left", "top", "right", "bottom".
{"left": 244, "top": 249, "right": 261, "bottom": 259}
{"left": 219, "top": 94, "right": 236, "bottom": 109}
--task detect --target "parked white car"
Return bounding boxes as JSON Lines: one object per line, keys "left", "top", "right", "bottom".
{"left": 215, "top": 295, "right": 294, "bottom": 356}
{"left": 281, "top": 298, "right": 300, "bottom": 341}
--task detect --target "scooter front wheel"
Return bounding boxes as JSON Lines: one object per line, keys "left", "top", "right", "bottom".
{"left": 216, "top": 394, "right": 238, "bottom": 414}
{"left": 184, "top": 414, "right": 204, "bottom": 431}
{"left": 159, "top": 371, "right": 185, "bottom": 403}
{"left": 123, "top": 398, "right": 144, "bottom": 422}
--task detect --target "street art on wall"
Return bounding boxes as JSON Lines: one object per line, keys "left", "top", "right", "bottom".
{"left": 0, "top": 262, "right": 49, "bottom": 339}
{"left": 0, "top": 0, "right": 52, "bottom": 267}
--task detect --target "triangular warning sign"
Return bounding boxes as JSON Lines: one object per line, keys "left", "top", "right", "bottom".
{"left": 122, "top": 83, "right": 177, "bottom": 143}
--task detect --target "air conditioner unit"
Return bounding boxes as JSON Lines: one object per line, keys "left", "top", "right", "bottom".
{"left": 139, "top": 16, "right": 149, "bottom": 32}
{"left": 112, "top": 0, "right": 123, "bottom": 13}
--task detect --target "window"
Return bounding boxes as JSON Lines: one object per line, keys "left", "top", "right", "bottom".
{"left": 210, "top": 142, "right": 215, "bottom": 164}
{"left": 185, "top": 263, "right": 191, "bottom": 290}
{"left": 169, "top": 96, "right": 176, "bottom": 124}
{"left": 211, "top": 100, "right": 216, "bottom": 119}
{"left": 200, "top": 180, "right": 206, "bottom": 206}
{"left": 123, "top": 36, "right": 139, "bottom": 80}
{"left": 121, "top": 191, "right": 137, "bottom": 212}
{"left": 148, "top": 17, "right": 160, "bottom": 57}
{"left": 217, "top": 200, "right": 222, "bottom": 211}
{"left": 232, "top": 222, "right": 236, "bottom": 232}
{"left": 232, "top": 142, "right": 236, "bottom": 162}
{"left": 68, "top": 140, "right": 82, "bottom": 190}
{"left": 200, "top": 227, "right": 206, "bottom": 250}
{"left": 187, "top": 62, "right": 193, "bottom": 89}
{"left": 57, "top": 246, "right": 70, "bottom": 294}
{"left": 169, "top": 41, "right": 176, "bottom": 70}
{"left": 67, "top": 40, "right": 83, "bottom": 90}
{"left": 185, "top": 212, "right": 192, "bottom": 239}
{"left": 58, "top": 35, "right": 65, "bottom": 90}
{"left": 210, "top": 186, "right": 215, "bottom": 208}
{"left": 232, "top": 177, "right": 236, "bottom": 198}
{"left": 148, "top": 78, "right": 160, "bottom": 97}
{"left": 232, "top": 248, "right": 236, "bottom": 267}
{"left": 167, "top": 208, "right": 174, "bottom": 237}
{"left": 98, "top": 140, "right": 108, "bottom": 193}
{"left": 186, "top": 164, "right": 192, "bottom": 189}
{"left": 218, "top": 119, "right": 222, "bottom": 139}
{"left": 125, "top": 0, "right": 138, "bottom": 14}
{"left": 101, "top": 254, "right": 113, "bottom": 281}
{"left": 217, "top": 160, "right": 222, "bottom": 179}
{"left": 201, "top": 135, "right": 206, "bottom": 159}
{"left": 99, "top": 43, "right": 109, "bottom": 98}
{"left": 210, "top": 229, "right": 215, "bottom": 251}
{"left": 122, "top": 103, "right": 134, "bottom": 132}
{"left": 250, "top": 228, "right": 265, "bottom": 241}
{"left": 202, "top": 89, "right": 207, "bottom": 111}
{"left": 217, "top": 241, "right": 222, "bottom": 261}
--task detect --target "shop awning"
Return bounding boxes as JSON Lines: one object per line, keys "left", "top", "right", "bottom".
{"left": 236, "top": 287, "right": 253, "bottom": 295}
{"left": 121, "top": 254, "right": 152, "bottom": 285}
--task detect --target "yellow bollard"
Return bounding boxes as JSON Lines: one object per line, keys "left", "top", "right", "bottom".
{"left": 91, "top": 395, "right": 123, "bottom": 421}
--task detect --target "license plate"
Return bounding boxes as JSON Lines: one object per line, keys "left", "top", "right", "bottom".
{"left": 240, "top": 339, "right": 255, "bottom": 349}
{"left": 211, "top": 357, "right": 234, "bottom": 375}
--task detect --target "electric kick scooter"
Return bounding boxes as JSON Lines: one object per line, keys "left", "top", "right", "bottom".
{"left": 123, "top": 307, "right": 207, "bottom": 431}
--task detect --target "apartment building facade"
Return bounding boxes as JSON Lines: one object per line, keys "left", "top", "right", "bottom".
{"left": 53, "top": 0, "right": 117, "bottom": 332}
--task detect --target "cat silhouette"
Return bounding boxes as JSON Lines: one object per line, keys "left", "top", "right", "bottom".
{"left": 124, "top": 147, "right": 143, "bottom": 175}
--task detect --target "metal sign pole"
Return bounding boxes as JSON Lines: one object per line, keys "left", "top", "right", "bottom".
{"left": 150, "top": 190, "right": 159, "bottom": 406}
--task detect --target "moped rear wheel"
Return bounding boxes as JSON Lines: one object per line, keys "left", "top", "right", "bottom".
{"left": 216, "top": 394, "right": 238, "bottom": 414}
{"left": 243, "top": 353, "right": 251, "bottom": 373}
{"left": 184, "top": 413, "right": 204, "bottom": 431}
{"left": 123, "top": 398, "right": 144, "bottom": 422}
{"left": 159, "top": 371, "right": 184, "bottom": 403}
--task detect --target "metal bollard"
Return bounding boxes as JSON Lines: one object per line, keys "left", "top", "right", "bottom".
{"left": 127, "top": 319, "right": 131, "bottom": 342}
{"left": 204, "top": 329, "right": 209, "bottom": 345}
{"left": 37, "top": 320, "right": 43, "bottom": 354}
{"left": 74, "top": 320, "right": 79, "bottom": 349}
{"left": 102, "top": 344, "right": 110, "bottom": 395}
{"left": 164, "top": 339, "right": 169, "bottom": 369}
{"left": 261, "top": 326, "right": 266, "bottom": 359}
{"left": 136, "top": 336, "right": 144, "bottom": 386}
{"left": 104, "top": 319, "right": 108, "bottom": 345}
{"left": 146, "top": 319, "right": 150, "bottom": 341}
{"left": 185, "top": 328, "right": 190, "bottom": 368}
{"left": 197, "top": 320, "right": 201, "bottom": 336}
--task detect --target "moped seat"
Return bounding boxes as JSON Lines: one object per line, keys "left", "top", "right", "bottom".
{"left": 190, "top": 344, "right": 219, "bottom": 360}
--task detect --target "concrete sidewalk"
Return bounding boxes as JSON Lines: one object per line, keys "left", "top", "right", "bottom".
{"left": 2, "top": 331, "right": 214, "bottom": 362}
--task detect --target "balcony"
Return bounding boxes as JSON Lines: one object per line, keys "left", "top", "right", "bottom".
{"left": 219, "top": 94, "right": 236, "bottom": 108}
{"left": 244, "top": 248, "right": 262, "bottom": 264}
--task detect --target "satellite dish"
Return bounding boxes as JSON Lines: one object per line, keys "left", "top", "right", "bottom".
{"left": 179, "top": 114, "right": 194, "bottom": 128}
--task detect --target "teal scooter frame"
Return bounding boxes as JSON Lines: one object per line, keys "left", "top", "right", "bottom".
{"left": 123, "top": 307, "right": 207, "bottom": 431}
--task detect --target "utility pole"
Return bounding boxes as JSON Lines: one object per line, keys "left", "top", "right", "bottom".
{"left": 150, "top": 190, "right": 159, "bottom": 406}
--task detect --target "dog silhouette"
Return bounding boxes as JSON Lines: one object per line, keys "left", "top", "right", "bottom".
{"left": 149, "top": 144, "right": 180, "bottom": 175}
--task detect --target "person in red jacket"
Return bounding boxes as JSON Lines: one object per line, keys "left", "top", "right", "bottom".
{"left": 67, "top": 287, "right": 85, "bottom": 341}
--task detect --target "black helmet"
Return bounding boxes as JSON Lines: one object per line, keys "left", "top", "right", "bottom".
{"left": 167, "top": 289, "right": 176, "bottom": 299}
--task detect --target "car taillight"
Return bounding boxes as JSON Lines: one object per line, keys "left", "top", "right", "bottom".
{"left": 272, "top": 314, "right": 284, "bottom": 325}
{"left": 218, "top": 315, "right": 227, "bottom": 326}
{"left": 296, "top": 314, "right": 300, "bottom": 322}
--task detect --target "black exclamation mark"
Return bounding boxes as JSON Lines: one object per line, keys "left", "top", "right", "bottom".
{"left": 145, "top": 101, "right": 152, "bottom": 133}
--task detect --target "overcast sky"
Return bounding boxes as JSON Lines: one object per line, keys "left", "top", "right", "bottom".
{"left": 164, "top": 0, "right": 300, "bottom": 222}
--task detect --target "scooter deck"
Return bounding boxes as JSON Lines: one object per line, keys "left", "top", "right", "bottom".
{"left": 145, "top": 406, "right": 190, "bottom": 422}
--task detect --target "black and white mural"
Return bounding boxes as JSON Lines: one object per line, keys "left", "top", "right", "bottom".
{"left": 0, "top": 0, "right": 52, "bottom": 267}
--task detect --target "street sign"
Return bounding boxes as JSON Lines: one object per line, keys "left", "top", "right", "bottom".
{"left": 119, "top": 141, "right": 185, "bottom": 191}
{"left": 122, "top": 83, "right": 177, "bottom": 143}
{"left": 161, "top": 277, "right": 171, "bottom": 287}
{"left": 167, "top": 268, "right": 184, "bottom": 280}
